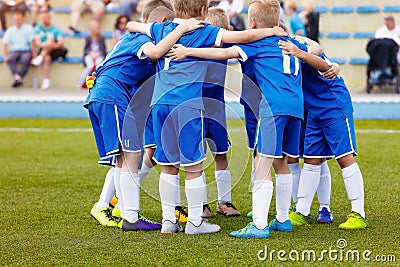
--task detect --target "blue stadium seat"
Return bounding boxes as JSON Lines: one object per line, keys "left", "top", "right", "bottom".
{"left": 329, "top": 57, "right": 346, "bottom": 65}
{"left": 52, "top": 57, "right": 83, "bottom": 64}
{"left": 356, "top": 6, "right": 380, "bottom": 13}
{"left": 315, "top": 6, "right": 328, "bottom": 13}
{"left": 0, "top": 56, "right": 82, "bottom": 64}
{"left": 63, "top": 31, "right": 113, "bottom": 39}
{"left": 326, "top": 32, "right": 351, "bottom": 39}
{"left": 349, "top": 58, "right": 369, "bottom": 65}
{"left": 53, "top": 6, "right": 118, "bottom": 13}
{"left": 353, "top": 32, "right": 375, "bottom": 39}
{"left": 242, "top": 6, "right": 248, "bottom": 13}
{"left": 330, "top": 6, "right": 354, "bottom": 13}
{"left": 383, "top": 6, "right": 400, "bottom": 12}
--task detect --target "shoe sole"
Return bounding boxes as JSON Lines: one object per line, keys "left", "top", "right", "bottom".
{"left": 185, "top": 228, "right": 222, "bottom": 235}
{"left": 217, "top": 211, "right": 241, "bottom": 217}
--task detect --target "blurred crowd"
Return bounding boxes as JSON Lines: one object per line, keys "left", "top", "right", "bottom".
{"left": 2, "top": 0, "right": 399, "bottom": 90}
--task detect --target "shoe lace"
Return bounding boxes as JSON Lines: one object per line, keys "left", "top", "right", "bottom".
{"left": 176, "top": 206, "right": 188, "bottom": 217}
{"left": 139, "top": 215, "right": 158, "bottom": 224}
{"left": 321, "top": 208, "right": 330, "bottom": 217}
{"left": 224, "top": 202, "right": 238, "bottom": 209}
{"left": 101, "top": 208, "right": 114, "bottom": 221}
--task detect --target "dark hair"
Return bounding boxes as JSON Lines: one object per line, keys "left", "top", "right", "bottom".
{"left": 13, "top": 10, "right": 26, "bottom": 17}
{"left": 114, "top": 15, "right": 130, "bottom": 29}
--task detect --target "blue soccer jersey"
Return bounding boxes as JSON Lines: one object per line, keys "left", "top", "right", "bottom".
{"left": 202, "top": 58, "right": 227, "bottom": 114}
{"left": 302, "top": 53, "right": 354, "bottom": 127}
{"left": 84, "top": 32, "right": 155, "bottom": 108}
{"left": 239, "top": 60, "right": 262, "bottom": 112}
{"left": 234, "top": 36, "right": 308, "bottom": 119}
{"left": 147, "top": 20, "right": 224, "bottom": 110}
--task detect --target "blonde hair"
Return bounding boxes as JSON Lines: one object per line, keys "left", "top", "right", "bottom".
{"left": 173, "top": 0, "right": 208, "bottom": 19}
{"left": 141, "top": 0, "right": 174, "bottom": 23}
{"left": 147, "top": 6, "right": 176, "bottom": 23}
{"left": 249, "top": 0, "right": 280, "bottom": 28}
{"left": 205, "top": 7, "right": 229, "bottom": 29}
{"left": 285, "top": 0, "right": 298, "bottom": 12}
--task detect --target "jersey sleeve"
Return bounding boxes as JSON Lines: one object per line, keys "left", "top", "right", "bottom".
{"left": 131, "top": 33, "right": 153, "bottom": 59}
{"left": 232, "top": 43, "right": 256, "bottom": 62}
{"left": 201, "top": 24, "right": 226, "bottom": 47}
{"left": 290, "top": 38, "right": 310, "bottom": 53}
{"left": 147, "top": 22, "right": 164, "bottom": 43}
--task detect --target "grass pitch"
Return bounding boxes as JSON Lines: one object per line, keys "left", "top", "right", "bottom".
{"left": 0, "top": 119, "right": 399, "bottom": 266}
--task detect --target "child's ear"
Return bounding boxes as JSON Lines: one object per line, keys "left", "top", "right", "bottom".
{"left": 228, "top": 25, "right": 234, "bottom": 31}
{"left": 250, "top": 17, "right": 257, "bottom": 29}
{"left": 158, "top": 17, "right": 168, "bottom": 23}
{"left": 200, "top": 6, "right": 205, "bottom": 18}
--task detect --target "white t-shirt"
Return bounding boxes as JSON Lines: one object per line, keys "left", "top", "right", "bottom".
{"left": 375, "top": 25, "right": 400, "bottom": 45}
{"left": 218, "top": 0, "right": 244, "bottom": 14}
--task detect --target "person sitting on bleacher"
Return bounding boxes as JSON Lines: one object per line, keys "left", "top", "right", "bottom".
{"left": 69, "top": 0, "right": 110, "bottom": 34}
{"left": 0, "top": 0, "right": 27, "bottom": 30}
{"left": 284, "top": 0, "right": 306, "bottom": 37}
{"left": 27, "top": 0, "right": 51, "bottom": 26}
{"left": 31, "top": 12, "right": 67, "bottom": 90}
{"left": 112, "top": 14, "right": 129, "bottom": 45}
{"left": 119, "top": 0, "right": 139, "bottom": 20}
{"left": 2, "top": 10, "right": 35, "bottom": 87}
{"left": 375, "top": 15, "right": 400, "bottom": 63}
{"left": 78, "top": 20, "right": 106, "bottom": 88}
{"left": 217, "top": 0, "right": 245, "bottom": 31}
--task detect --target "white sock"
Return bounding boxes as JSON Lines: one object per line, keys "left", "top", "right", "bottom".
{"left": 202, "top": 172, "right": 208, "bottom": 205}
{"left": 296, "top": 164, "right": 321, "bottom": 216}
{"left": 251, "top": 157, "right": 255, "bottom": 186}
{"left": 252, "top": 180, "right": 273, "bottom": 229}
{"left": 288, "top": 163, "right": 301, "bottom": 205}
{"left": 159, "top": 173, "right": 178, "bottom": 223}
{"left": 96, "top": 167, "right": 116, "bottom": 209}
{"left": 216, "top": 170, "right": 231, "bottom": 204}
{"left": 113, "top": 167, "right": 123, "bottom": 217}
{"left": 342, "top": 163, "right": 365, "bottom": 218}
{"left": 317, "top": 161, "right": 331, "bottom": 211}
{"left": 185, "top": 176, "right": 205, "bottom": 226}
{"left": 138, "top": 163, "right": 152, "bottom": 182}
{"left": 175, "top": 174, "right": 181, "bottom": 206}
{"left": 275, "top": 174, "right": 293, "bottom": 222}
{"left": 120, "top": 172, "right": 140, "bottom": 223}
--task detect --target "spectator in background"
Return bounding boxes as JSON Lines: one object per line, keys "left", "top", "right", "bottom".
{"left": 32, "top": 12, "right": 67, "bottom": 90}
{"left": 119, "top": 0, "right": 139, "bottom": 20}
{"left": 218, "top": 0, "right": 245, "bottom": 31}
{"left": 69, "top": 0, "right": 110, "bottom": 34}
{"left": 284, "top": 0, "right": 306, "bottom": 36}
{"left": 0, "top": 0, "right": 27, "bottom": 30}
{"left": 299, "top": 0, "right": 319, "bottom": 43}
{"left": 27, "top": 0, "right": 51, "bottom": 26}
{"left": 279, "top": 0, "right": 286, "bottom": 26}
{"left": 112, "top": 14, "right": 129, "bottom": 45}
{"left": 375, "top": 15, "right": 400, "bottom": 63}
{"left": 2, "top": 10, "right": 35, "bottom": 87}
{"left": 78, "top": 20, "right": 106, "bottom": 88}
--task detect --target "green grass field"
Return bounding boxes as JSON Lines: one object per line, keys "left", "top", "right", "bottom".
{"left": 0, "top": 119, "right": 399, "bottom": 266}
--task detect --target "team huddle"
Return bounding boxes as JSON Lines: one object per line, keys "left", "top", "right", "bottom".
{"left": 84, "top": 0, "right": 367, "bottom": 238}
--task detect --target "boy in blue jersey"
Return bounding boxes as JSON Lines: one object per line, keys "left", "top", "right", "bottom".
{"left": 201, "top": 7, "right": 241, "bottom": 218}
{"left": 127, "top": 0, "right": 289, "bottom": 235}
{"left": 280, "top": 38, "right": 368, "bottom": 230}
{"left": 85, "top": 6, "right": 204, "bottom": 231}
{"left": 168, "top": 0, "right": 330, "bottom": 238}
